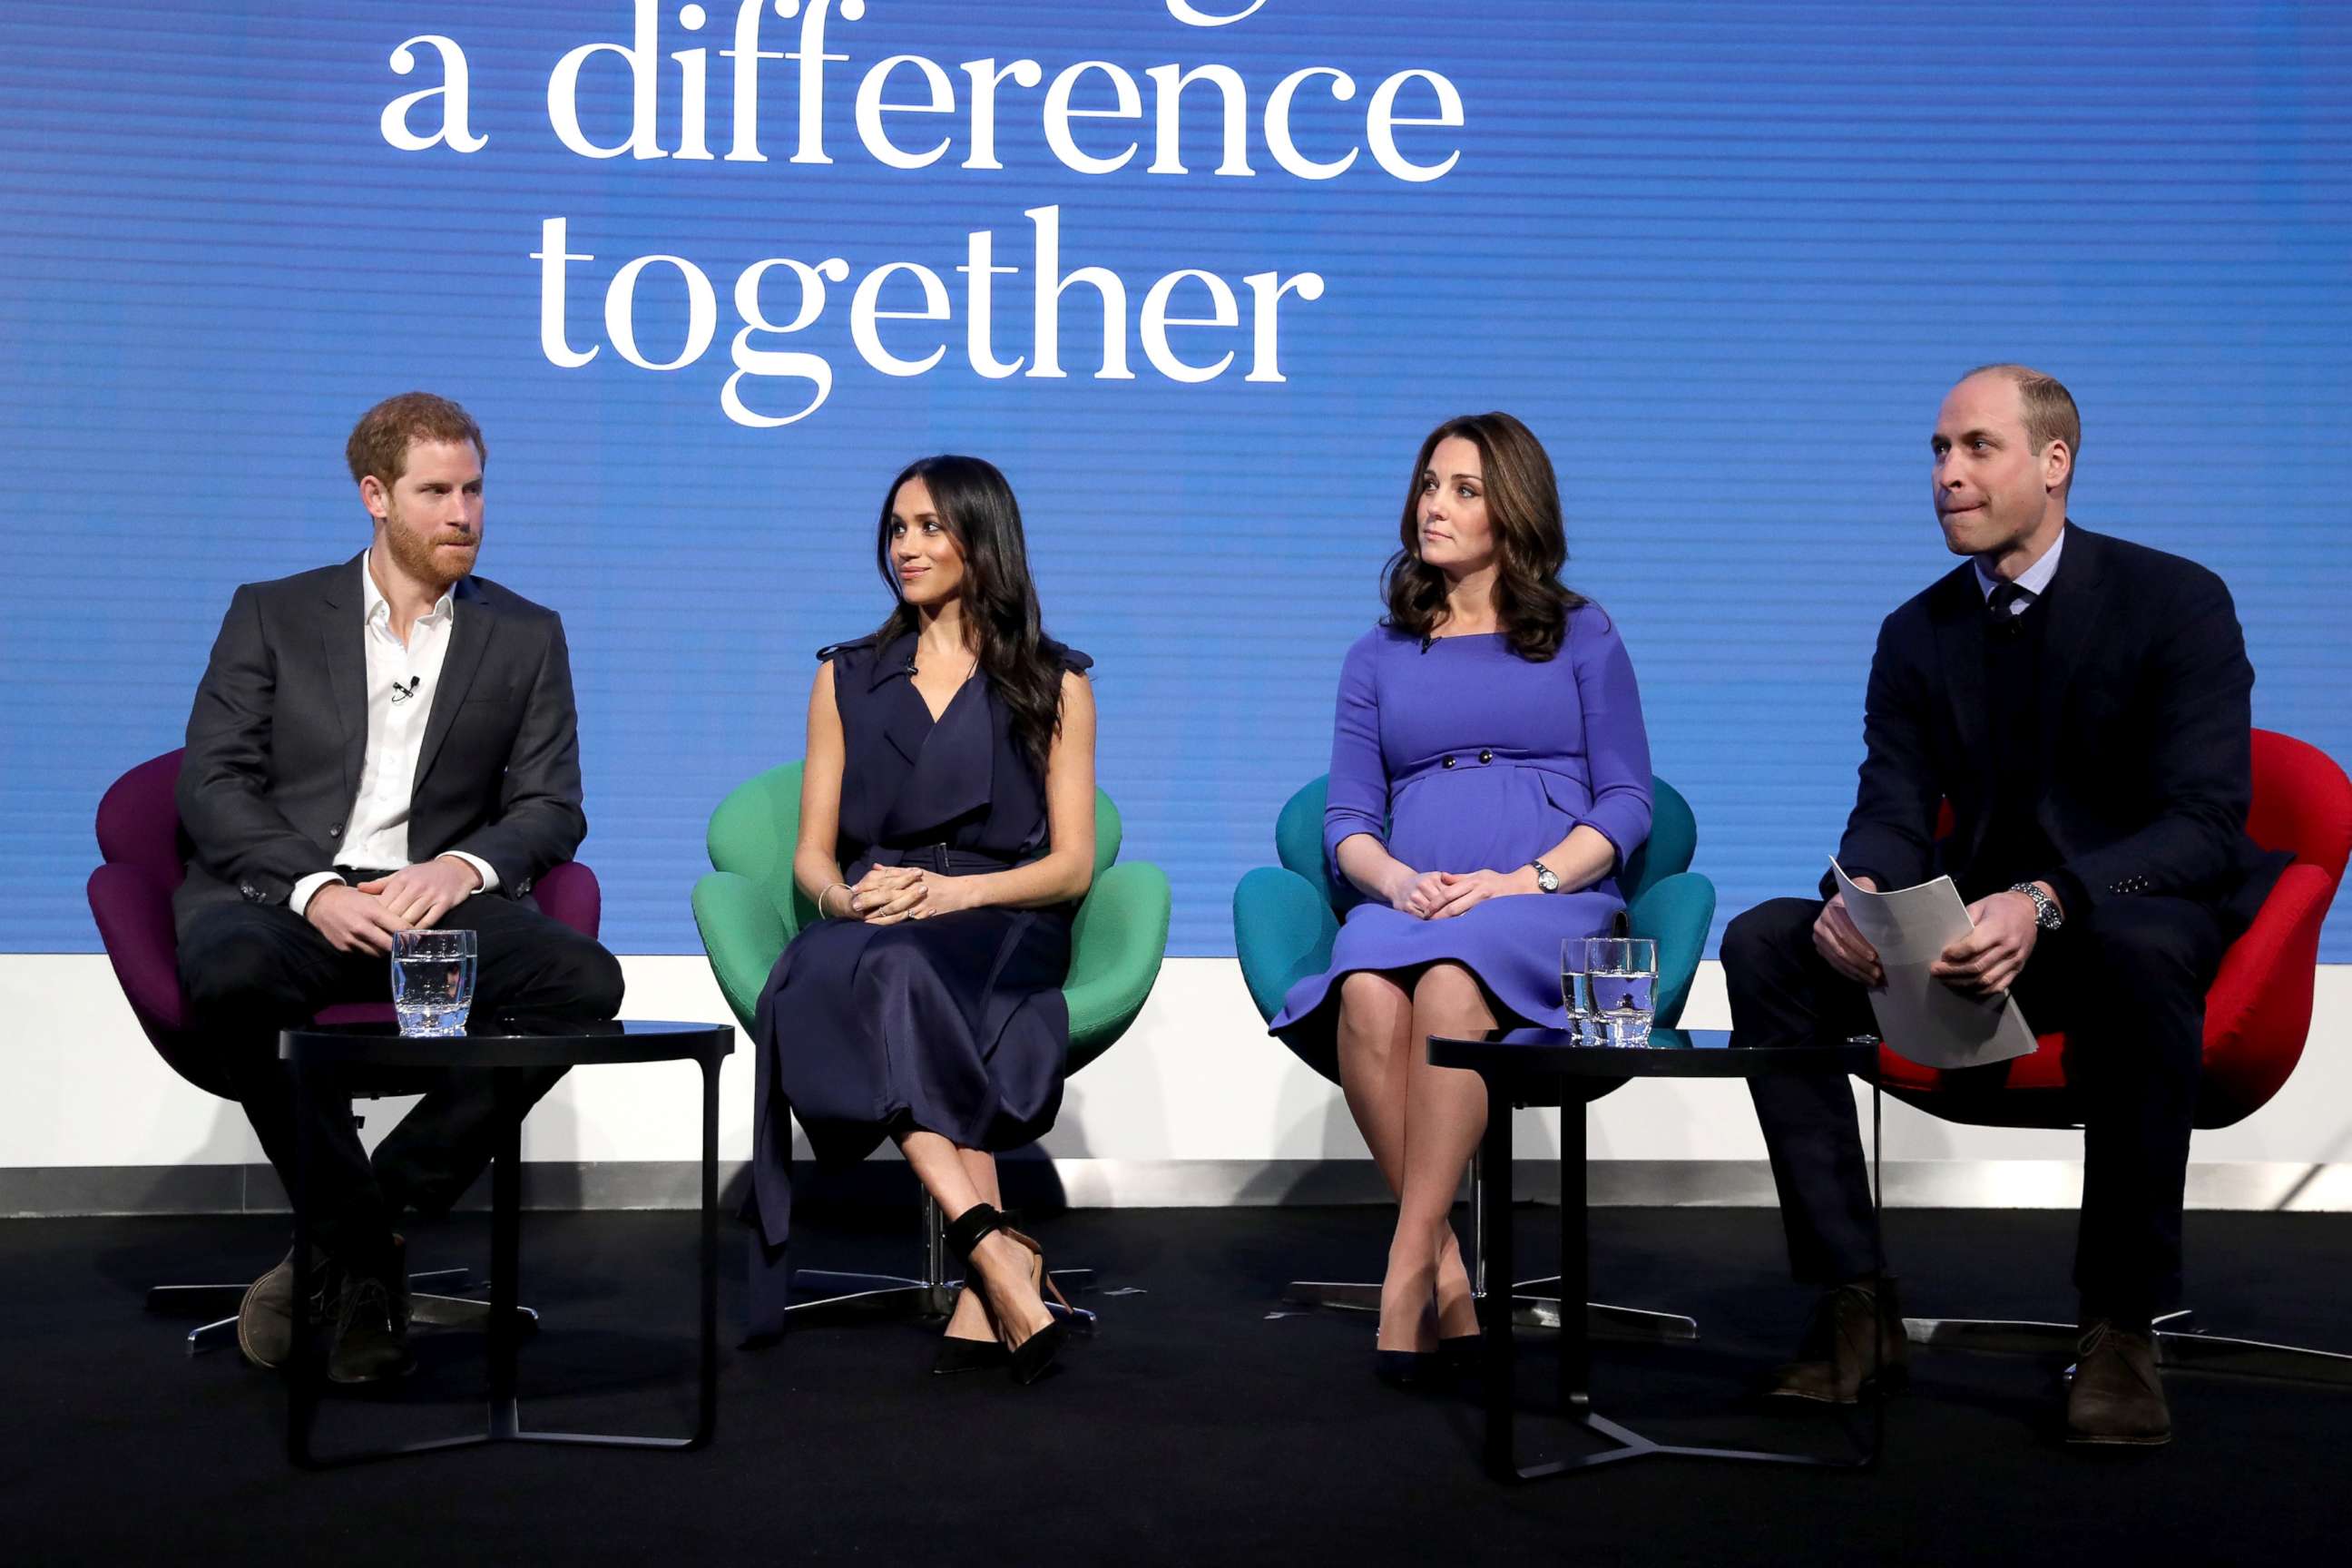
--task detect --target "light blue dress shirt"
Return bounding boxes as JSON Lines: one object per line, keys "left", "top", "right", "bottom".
{"left": 1972, "top": 524, "right": 2067, "bottom": 613}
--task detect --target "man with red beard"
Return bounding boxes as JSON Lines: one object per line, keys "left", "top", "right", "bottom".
{"left": 174, "top": 392, "right": 622, "bottom": 1383}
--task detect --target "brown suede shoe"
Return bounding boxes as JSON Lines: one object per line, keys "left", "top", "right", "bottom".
{"left": 326, "top": 1237, "right": 413, "bottom": 1386}
{"left": 2067, "top": 1320, "right": 2170, "bottom": 1446}
{"left": 1766, "top": 1279, "right": 1910, "bottom": 1404}
{"left": 236, "top": 1247, "right": 302, "bottom": 1370}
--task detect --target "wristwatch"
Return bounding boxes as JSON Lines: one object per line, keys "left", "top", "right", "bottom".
{"left": 1530, "top": 860, "right": 1561, "bottom": 894}
{"left": 2009, "top": 880, "right": 2063, "bottom": 931}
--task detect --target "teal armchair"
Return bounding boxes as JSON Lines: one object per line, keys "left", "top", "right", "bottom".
{"left": 1230, "top": 773, "right": 1717, "bottom": 1338}
{"left": 693, "top": 760, "right": 1171, "bottom": 1323}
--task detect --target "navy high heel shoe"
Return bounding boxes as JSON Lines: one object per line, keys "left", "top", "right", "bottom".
{"left": 1374, "top": 1348, "right": 1436, "bottom": 1388}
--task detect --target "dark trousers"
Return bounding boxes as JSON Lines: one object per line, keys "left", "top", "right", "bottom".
{"left": 177, "top": 889, "right": 626, "bottom": 1259}
{"left": 1724, "top": 893, "right": 2228, "bottom": 1322}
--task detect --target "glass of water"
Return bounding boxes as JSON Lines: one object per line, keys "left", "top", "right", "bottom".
{"left": 1583, "top": 936, "right": 1660, "bottom": 1047}
{"left": 1562, "top": 939, "right": 1597, "bottom": 1044}
{"left": 392, "top": 928, "right": 477, "bottom": 1037}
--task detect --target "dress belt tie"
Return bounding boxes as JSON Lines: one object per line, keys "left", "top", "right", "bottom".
{"left": 864, "top": 844, "right": 1018, "bottom": 875}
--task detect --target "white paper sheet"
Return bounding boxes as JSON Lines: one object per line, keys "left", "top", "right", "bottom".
{"left": 1829, "top": 859, "right": 2039, "bottom": 1070}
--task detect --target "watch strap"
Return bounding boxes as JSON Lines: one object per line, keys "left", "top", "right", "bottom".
{"left": 2009, "top": 880, "right": 2062, "bottom": 930}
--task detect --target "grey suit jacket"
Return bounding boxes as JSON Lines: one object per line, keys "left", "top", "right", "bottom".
{"left": 173, "top": 554, "right": 588, "bottom": 932}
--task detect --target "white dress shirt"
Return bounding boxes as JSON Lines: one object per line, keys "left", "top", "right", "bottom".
{"left": 289, "top": 556, "right": 497, "bottom": 916}
{"left": 1973, "top": 524, "right": 2067, "bottom": 613}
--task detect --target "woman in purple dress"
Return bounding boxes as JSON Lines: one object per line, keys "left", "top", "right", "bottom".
{"left": 747, "top": 456, "right": 1096, "bottom": 1385}
{"left": 1269, "top": 413, "right": 1653, "bottom": 1381}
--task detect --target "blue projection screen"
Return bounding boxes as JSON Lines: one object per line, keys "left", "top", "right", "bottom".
{"left": 4, "top": 1, "right": 2347, "bottom": 958}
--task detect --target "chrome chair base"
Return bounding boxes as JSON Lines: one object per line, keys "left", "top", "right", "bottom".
{"left": 148, "top": 1269, "right": 540, "bottom": 1355}
{"left": 1903, "top": 1308, "right": 2352, "bottom": 1386}
{"left": 784, "top": 1197, "right": 1099, "bottom": 1330}
{"left": 1280, "top": 1278, "right": 1698, "bottom": 1341}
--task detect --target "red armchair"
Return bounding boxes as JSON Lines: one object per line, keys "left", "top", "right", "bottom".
{"left": 87, "top": 748, "right": 603, "bottom": 1352}
{"left": 1886, "top": 730, "right": 2352, "bottom": 1382}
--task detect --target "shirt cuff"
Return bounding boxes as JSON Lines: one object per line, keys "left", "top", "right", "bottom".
{"left": 289, "top": 872, "right": 345, "bottom": 917}
{"left": 440, "top": 852, "right": 498, "bottom": 895}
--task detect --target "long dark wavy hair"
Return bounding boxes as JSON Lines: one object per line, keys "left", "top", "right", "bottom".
{"left": 1382, "top": 412, "right": 1585, "bottom": 661}
{"left": 869, "top": 455, "right": 1066, "bottom": 773}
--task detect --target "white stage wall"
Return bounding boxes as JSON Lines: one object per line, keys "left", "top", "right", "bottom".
{"left": 8, "top": 955, "right": 2348, "bottom": 1213}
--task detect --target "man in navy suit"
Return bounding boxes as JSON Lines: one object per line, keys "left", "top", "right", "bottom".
{"left": 175, "top": 393, "right": 624, "bottom": 1381}
{"left": 1724, "top": 366, "right": 2286, "bottom": 1445}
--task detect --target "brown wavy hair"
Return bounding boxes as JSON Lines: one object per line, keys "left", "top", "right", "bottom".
{"left": 1382, "top": 411, "right": 1584, "bottom": 661}
{"left": 869, "top": 455, "right": 1067, "bottom": 774}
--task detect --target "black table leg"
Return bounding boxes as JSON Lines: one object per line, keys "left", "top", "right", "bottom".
{"left": 1478, "top": 1078, "right": 1517, "bottom": 1481}
{"left": 287, "top": 1043, "right": 319, "bottom": 1465}
{"left": 512, "top": 1050, "right": 718, "bottom": 1451}
{"left": 488, "top": 1074, "right": 523, "bottom": 1439}
{"left": 1470, "top": 1065, "right": 1884, "bottom": 1483}
{"left": 692, "top": 1053, "right": 720, "bottom": 1448}
{"left": 1559, "top": 1103, "right": 1590, "bottom": 1415}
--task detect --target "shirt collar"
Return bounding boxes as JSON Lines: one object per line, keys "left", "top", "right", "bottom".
{"left": 1973, "top": 524, "right": 2067, "bottom": 604}
{"left": 360, "top": 552, "right": 456, "bottom": 628}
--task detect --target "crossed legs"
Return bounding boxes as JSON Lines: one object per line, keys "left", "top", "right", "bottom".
{"left": 1336, "top": 964, "right": 1496, "bottom": 1354}
{"left": 894, "top": 1131, "right": 1054, "bottom": 1351}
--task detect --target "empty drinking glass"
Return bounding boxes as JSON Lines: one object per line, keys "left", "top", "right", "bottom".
{"left": 1583, "top": 936, "right": 1659, "bottom": 1047}
{"left": 392, "top": 928, "right": 477, "bottom": 1037}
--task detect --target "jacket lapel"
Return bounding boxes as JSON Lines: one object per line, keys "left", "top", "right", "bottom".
{"left": 321, "top": 554, "right": 368, "bottom": 800}
{"left": 871, "top": 634, "right": 933, "bottom": 767}
{"left": 412, "top": 576, "right": 494, "bottom": 794}
{"left": 867, "top": 633, "right": 995, "bottom": 839}
{"left": 880, "top": 674, "right": 995, "bottom": 838}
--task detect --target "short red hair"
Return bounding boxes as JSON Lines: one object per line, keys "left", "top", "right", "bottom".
{"left": 345, "top": 392, "right": 485, "bottom": 486}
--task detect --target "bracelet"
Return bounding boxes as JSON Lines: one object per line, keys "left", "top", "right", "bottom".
{"left": 819, "top": 882, "right": 851, "bottom": 919}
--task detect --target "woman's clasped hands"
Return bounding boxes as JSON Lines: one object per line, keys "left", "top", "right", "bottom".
{"left": 835, "top": 866, "right": 980, "bottom": 924}
{"left": 1390, "top": 866, "right": 1529, "bottom": 921}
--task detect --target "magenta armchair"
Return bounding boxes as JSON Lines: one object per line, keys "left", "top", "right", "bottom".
{"left": 88, "top": 748, "right": 603, "bottom": 1092}
{"left": 86, "top": 747, "right": 603, "bottom": 1352}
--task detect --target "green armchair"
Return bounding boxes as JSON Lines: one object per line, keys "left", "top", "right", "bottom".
{"left": 1230, "top": 772, "right": 1717, "bottom": 1339}
{"left": 691, "top": 760, "right": 1171, "bottom": 1323}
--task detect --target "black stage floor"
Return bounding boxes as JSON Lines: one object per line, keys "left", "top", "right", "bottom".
{"left": 4, "top": 1203, "right": 2346, "bottom": 1564}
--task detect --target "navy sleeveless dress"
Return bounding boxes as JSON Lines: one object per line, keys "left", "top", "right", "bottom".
{"left": 742, "top": 630, "right": 1090, "bottom": 1337}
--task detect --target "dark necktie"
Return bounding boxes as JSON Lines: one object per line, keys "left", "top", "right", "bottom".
{"left": 1986, "top": 583, "right": 2026, "bottom": 629}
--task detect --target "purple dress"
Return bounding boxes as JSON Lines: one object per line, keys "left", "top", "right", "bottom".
{"left": 1269, "top": 610, "right": 1653, "bottom": 1044}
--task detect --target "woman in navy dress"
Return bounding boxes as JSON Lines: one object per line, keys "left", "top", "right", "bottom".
{"left": 747, "top": 456, "right": 1097, "bottom": 1384}
{"left": 1269, "top": 413, "right": 1653, "bottom": 1381}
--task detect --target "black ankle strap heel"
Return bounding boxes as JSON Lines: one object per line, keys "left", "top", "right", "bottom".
{"left": 944, "top": 1201, "right": 1008, "bottom": 1263}
{"left": 942, "top": 1201, "right": 1068, "bottom": 1386}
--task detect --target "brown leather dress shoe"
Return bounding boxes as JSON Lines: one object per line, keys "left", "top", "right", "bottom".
{"left": 2067, "top": 1320, "right": 2170, "bottom": 1446}
{"left": 1766, "top": 1278, "right": 1910, "bottom": 1404}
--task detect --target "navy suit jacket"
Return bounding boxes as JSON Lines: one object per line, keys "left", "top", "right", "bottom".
{"left": 1832, "top": 524, "right": 2287, "bottom": 930}
{"left": 173, "top": 554, "right": 587, "bottom": 931}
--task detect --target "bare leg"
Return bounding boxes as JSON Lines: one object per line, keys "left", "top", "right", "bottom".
{"left": 896, "top": 1129, "right": 1051, "bottom": 1348}
{"left": 943, "top": 1149, "right": 1005, "bottom": 1343}
{"left": 1382, "top": 964, "right": 1494, "bottom": 1349}
{"left": 1336, "top": 971, "right": 1413, "bottom": 1195}
{"left": 1338, "top": 969, "right": 1475, "bottom": 1344}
